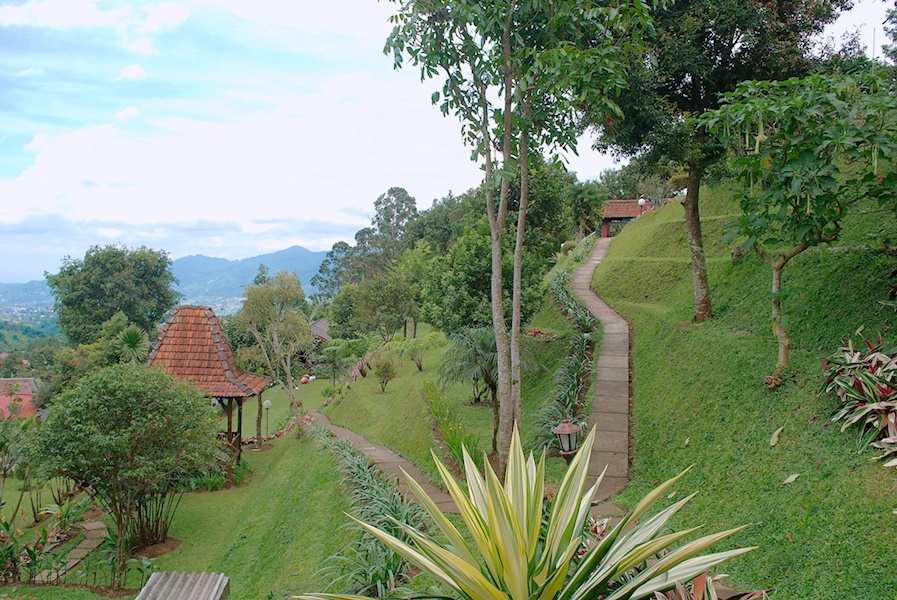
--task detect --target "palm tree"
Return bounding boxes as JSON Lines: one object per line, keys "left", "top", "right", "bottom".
{"left": 115, "top": 325, "right": 151, "bottom": 364}
{"left": 438, "top": 327, "right": 499, "bottom": 452}
{"left": 384, "top": 331, "right": 442, "bottom": 371}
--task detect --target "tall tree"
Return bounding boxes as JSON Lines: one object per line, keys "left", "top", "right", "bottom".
{"left": 233, "top": 270, "right": 314, "bottom": 418}
{"left": 703, "top": 72, "right": 897, "bottom": 371}
{"left": 565, "top": 180, "right": 608, "bottom": 239}
{"left": 370, "top": 187, "right": 418, "bottom": 268}
{"left": 587, "top": 0, "right": 852, "bottom": 323}
{"left": 386, "top": 0, "right": 652, "bottom": 473}
{"left": 27, "top": 364, "right": 218, "bottom": 589}
{"left": 46, "top": 245, "right": 180, "bottom": 345}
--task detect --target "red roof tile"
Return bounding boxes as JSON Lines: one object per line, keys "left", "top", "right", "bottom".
{"left": 147, "top": 306, "right": 270, "bottom": 398}
{"left": 603, "top": 199, "right": 648, "bottom": 219}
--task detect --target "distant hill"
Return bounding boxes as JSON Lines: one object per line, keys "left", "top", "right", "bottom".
{"left": 0, "top": 280, "right": 54, "bottom": 308}
{"left": 171, "top": 246, "right": 327, "bottom": 314}
{"left": 0, "top": 245, "right": 328, "bottom": 316}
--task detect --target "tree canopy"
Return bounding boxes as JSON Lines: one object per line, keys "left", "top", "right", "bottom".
{"left": 233, "top": 270, "right": 314, "bottom": 416}
{"left": 586, "top": 0, "right": 851, "bottom": 323}
{"left": 45, "top": 245, "right": 180, "bottom": 345}
{"left": 27, "top": 363, "right": 219, "bottom": 588}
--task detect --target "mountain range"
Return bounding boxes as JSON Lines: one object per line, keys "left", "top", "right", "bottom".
{"left": 0, "top": 245, "right": 328, "bottom": 316}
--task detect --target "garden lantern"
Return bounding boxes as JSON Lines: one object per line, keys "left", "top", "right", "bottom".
{"left": 263, "top": 399, "right": 272, "bottom": 438}
{"left": 552, "top": 419, "right": 582, "bottom": 464}
{"left": 638, "top": 196, "right": 646, "bottom": 214}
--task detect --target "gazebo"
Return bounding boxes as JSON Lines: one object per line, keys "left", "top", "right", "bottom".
{"left": 147, "top": 305, "right": 270, "bottom": 463}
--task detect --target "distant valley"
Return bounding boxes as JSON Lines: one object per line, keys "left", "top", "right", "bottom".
{"left": 0, "top": 245, "right": 328, "bottom": 316}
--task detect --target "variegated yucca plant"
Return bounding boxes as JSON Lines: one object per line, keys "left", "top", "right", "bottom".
{"left": 298, "top": 427, "right": 754, "bottom": 600}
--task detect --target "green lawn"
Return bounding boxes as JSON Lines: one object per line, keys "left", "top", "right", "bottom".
{"left": 594, "top": 189, "right": 897, "bottom": 598}
{"left": 153, "top": 402, "right": 356, "bottom": 600}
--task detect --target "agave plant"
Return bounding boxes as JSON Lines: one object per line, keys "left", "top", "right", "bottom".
{"left": 297, "top": 427, "right": 754, "bottom": 600}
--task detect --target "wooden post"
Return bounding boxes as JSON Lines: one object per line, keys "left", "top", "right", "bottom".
{"left": 236, "top": 399, "right": 243, "bottom": 465}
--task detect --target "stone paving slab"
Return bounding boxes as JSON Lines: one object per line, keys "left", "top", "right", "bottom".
{"left": 596, "top": 354, "right": 628, "bottom": 369}
{"left": 85, "top": 529, "right": 107, "bottom": 539}
{"left": 78, "top": 537, "right": 105, "bottom": 550}
{"left": 82, "top": 521, "right": 107, "bottom": 531}
{"left": 594, "top": 380, "right": 628, "bottom": 397}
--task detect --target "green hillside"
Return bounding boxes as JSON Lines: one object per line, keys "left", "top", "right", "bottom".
{"left": 594, "top": 188, "right": 896, "bottom": 598}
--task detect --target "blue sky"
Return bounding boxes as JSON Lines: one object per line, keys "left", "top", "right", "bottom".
{"left": 0, "top": 0, "right": 891, "bottom": 283}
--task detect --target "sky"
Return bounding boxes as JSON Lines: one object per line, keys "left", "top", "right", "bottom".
{"left": 0, "top": 0, "right": 892, "bottom": 283}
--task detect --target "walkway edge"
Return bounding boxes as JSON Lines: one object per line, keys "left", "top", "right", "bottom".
{"left": 309, "top": 410, "right": 459, "bottom": 514}
{"left": 570, "top": 238, "right": 630, "bottom": 516}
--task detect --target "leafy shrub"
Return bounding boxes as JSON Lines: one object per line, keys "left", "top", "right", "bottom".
{"left": 571, "top": 232, "right": 597, "bottom": 263}
{"left": 233, "top": 460, "right": 250, "bottom": 487}
{"left": 550, "top": 269, "right": 598, "bottom": 333}
{"left": 372, "top": 357, "right": 397, "bottom": 393}
{"left": 422, "top": 381, "right": 482, "bottom": 469}
{"left": 299, "top": 428, "right": 754, "bottom": 600}
{"left": 822, "top": 336, "right": 897, "bottom": 467}
{"left": 560, "top": 240, "right": 578, "bottom": 255}
{"left": 535, "top": 333, "right": 594, "bottom": 450}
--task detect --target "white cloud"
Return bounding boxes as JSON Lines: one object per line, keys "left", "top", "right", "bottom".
{"left": 117, "top": 65, "right": 146, "bottom": 80}
{"left": 94, "top": 227, "right": 123, "bottom": 238}
{"left": 0, "top": 0, "right": 121, "bottom": 29}
{"left": 15, "top": 68, "right": 44, "bottom": 77}
{"left": 0, "top": 1, "right": 189, "bottom": 54}
{"left": 116, "top": 106, "right": 140, "bottom": 120}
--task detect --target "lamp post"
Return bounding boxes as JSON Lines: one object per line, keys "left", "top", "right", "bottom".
{"left": 638, "top": 195, "right": 646, "bottom": 215}
{"left": 263, "top": 399, "right": 272, "bottom": 438}
{"left": 552, "top": 419, "right": 582, "bottom": 465}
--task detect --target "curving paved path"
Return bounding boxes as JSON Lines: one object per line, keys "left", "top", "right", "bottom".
{"left": 571, "top": 238, "right": 630, "bottom": 516}
{"left": 311, "top": 238, "right": 631, "bottom": 518}
{"left": 309, "top": 410, "right": 459, "bottom": 514}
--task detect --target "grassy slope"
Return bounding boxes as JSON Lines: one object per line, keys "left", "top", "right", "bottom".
{"left": 321, "top": 284, "right": 582, "bottom": 485}
{"left": 593, "top": 189, "right": 897, "bottom": 599}
{"left": 152, "top": 386, "right": 356, "bottom": 600}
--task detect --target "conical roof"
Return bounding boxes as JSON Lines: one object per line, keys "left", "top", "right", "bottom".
{"left": 147, "top": 305, "right": 270, "bottom": 398}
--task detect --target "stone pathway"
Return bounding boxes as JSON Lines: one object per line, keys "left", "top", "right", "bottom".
{"left": 570, "top": 237, "right": 630, "bottom": 517}
{"left": 310, "top": 410, "right": 459, "bottom": 514}
{"left": 37, "top": 518, "right": 108, "bottom": 583}
{"left": 311, "top": 238, "right": 631, "bottom": 519}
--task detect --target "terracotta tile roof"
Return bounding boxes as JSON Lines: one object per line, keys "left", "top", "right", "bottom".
{"left": 603, "top": 199, "right": 649, "bottom": 219}
{"left": 310, "top": 318, "right": 331, "bottom": 341}
{"left": 0, "top": 378, "right": 38, "bottom": 395}
{"left": 147, "top": 306, "right": 270, "bottom": 398}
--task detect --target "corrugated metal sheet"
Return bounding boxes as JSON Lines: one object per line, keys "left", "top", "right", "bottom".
{"left": 136, "top": 571, "right": 230, "bottom": 600}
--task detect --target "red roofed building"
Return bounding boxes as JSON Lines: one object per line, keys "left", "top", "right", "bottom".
{"left": 601, "top": 197, "right": 669, "bottom": 237}
{"left": 147, "top": 305, "right": 270, "bottom": 462}
{"left": 0, "top": 378, "right": 39, "bottom": 419}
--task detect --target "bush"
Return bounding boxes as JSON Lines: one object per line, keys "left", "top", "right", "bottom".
{"left": 822, "top": 336, "right": 897, "bottom": 467}
{"left": 423, "top": 381, "right": 482, "bottom": 469}
{"left": 373, "top": 357, "right": 397, "bottom": 393}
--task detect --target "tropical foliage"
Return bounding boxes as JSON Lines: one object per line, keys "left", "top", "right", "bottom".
{"left": 822, "top": 336, "right": 897, "bottom": 467}
{"left": 299, "top": 427, "right": 753, "bottom": 600}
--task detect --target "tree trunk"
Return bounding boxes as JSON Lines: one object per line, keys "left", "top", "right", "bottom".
{"left": 412, "top": 318, "right": 418, "bottom": 339}
{"left": 491, "top": 385, "right": 499, "bottom": 454}
{"left": 112, "top": 507, "right": 130, "bottom": 589}
{"left": 684, "top": 168, "right": 712, "bottom": 322}
{"left": 771, "top": 264, "right": 790, "bottom": 372}
{"left": 508, "top": 93, "right": 532, "bottom": 460}
{"left": 493, "top": 11, "right": 515, "bottom": 478}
